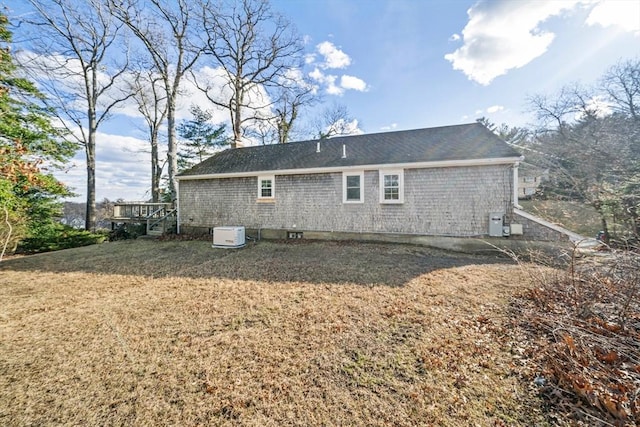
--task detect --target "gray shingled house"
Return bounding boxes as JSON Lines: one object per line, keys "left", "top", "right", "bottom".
{"left": 176, "top": 122, "right": 546, "bottom": 241}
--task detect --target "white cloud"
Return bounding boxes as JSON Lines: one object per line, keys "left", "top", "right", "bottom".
{"left": 325, "top": 118, "right": 363, "bottom": 137}
{"left": 309, "top": 69, "right": 368, "bottom": 96}
{"left": 309, "top": 68, "right": 343, "bottom": 96}
{"left": 380, "top": 123, "right": 398, "bottom": 131}
{"left": 445, "top": 0, "right": 582, "bottom": 85}
{"left": 305, "top": 41, "right": 367, "bottom": 96}
{"left": 445, "top": 0, "right": 640, "bottom": 85}
{"left": 340, "top": 119, "right": 364, "bottom": 136}
{"left": 325, "top": 75, "right": 344, "bottom": 96}
{"left": 316, "top": 41, "right": 352, "bottom": 69}
{"left": 340, "top": 75, "right": 368, "bottom": 92}
{"left": 309, "top": 67, "right": 324, "bottom": 81}
{"left": 586, "top": 0, "right": 640, "bottom": 35}
{"left": 449, "top": 33, "right": 461, "bottom": 41}
{"left": 486, "top": 105, "right": 504, "bottom": 113}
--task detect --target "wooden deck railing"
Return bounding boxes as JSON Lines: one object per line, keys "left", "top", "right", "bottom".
{"left": 111, "top": 202, "right": 177, "bottom": 235}
{"left": 111, "top": 202, "right": 173, "bottom": 220}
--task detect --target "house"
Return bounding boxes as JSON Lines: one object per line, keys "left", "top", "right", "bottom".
{"left": 518, "top": 163, "right": 548, "bottom": 199}
{"left": 176, "top": 123, "right": 580, "bottom": 244}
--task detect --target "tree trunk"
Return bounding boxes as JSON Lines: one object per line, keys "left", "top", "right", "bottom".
{"left": 232, "top": 105, "right": 242, "bottom": 148}
{"left": 166, "top": 97, "right": 178, "bottom": 201}
{"left": 232, "top": 79, "right": 243, "bottom": 148}
{"left": 85, "top": 130, "right": 96, "bottom": 232}
{"left": 151, "top": 129, "right": 160, "bottom": 203}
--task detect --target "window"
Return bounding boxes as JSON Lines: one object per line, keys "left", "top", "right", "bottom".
{"left": 343, "top": 171, "right": 364, "bottom": 203}
{"left": 379, "top": 169, "right": 404, "bottom": 203}
{"left": 258, "top": 175, "right": 274, "bottom": 199}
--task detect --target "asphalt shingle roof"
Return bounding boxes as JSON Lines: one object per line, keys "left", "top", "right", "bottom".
{"left": 178, "top": 122, "right": 522, "bottom": 177}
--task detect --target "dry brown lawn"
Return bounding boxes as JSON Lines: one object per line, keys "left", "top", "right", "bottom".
{"left": 0, "top": 239, "right": 548, "bottom": 426}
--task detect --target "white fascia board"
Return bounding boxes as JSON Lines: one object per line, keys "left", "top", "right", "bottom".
{"left": 176, "top": 156, "right": 523, "bottom": 181}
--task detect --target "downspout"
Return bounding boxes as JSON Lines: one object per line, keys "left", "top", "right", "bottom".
{"left": 513, "top": 158, "right": 523, "bottom": 209}
{"left": 176, "top": 179, "right": 181, "bottom": 234}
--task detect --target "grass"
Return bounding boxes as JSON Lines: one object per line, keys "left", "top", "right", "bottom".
{"left": 0, "top": 239, "right": 549, "bottom": 426}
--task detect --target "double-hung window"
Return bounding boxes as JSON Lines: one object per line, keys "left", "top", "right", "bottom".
{"left": 343, "top": 171, "right": 364, "bottom": 203}
{"left": 258, "top": 175, "right": 275, "bottom": 200}
{"left": 379, "top": 169, "right": 404, "bottom": 203}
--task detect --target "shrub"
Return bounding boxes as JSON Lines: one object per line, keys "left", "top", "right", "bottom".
{"left": 510, "top": 247, "right": 640, "bottom": 425}
{"left": 108, "top": 223, "right": 146, "bottom": 241}
{"left": 16, "top": 223, "right": 106, "bottom": 254}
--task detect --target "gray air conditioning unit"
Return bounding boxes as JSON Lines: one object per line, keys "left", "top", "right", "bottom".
{"left": 213, "top": 226, "right": 245, "bottom": 248}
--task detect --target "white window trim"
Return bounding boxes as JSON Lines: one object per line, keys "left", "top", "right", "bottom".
{"left": 343, "top": 171, "right": 364, "bottom": 203}
{"left": 379, "top": 169, "right": 404, "bottom": 204}
{"left": 257, "top": 175, "right": 275, "bottom": 199}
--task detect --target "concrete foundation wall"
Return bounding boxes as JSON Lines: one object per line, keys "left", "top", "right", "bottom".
{"left": 179, "top": 226, "right": 573, "bottom": 257}
{"left": 510, "top": 213, "right": 569, "bottom": 241}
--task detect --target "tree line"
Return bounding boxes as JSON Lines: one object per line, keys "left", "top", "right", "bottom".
{"left": 484, "top": 58, "right": 640, "bottom": 244}
{"left": 10, "top": 0, "right": 357, "bottom": 232}
{"left": 2, "top": 0, "right": 638, "bottom": 253}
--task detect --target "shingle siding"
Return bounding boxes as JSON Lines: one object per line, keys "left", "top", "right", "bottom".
{"left": 178, "top": 164, "right": 514, "bottom": 236}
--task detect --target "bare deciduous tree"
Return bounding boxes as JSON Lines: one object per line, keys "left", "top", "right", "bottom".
{"left": 314, "top": 102, "right": 362, "bottom": 139}
{"left": 528, "top": 65, "right": 640, "bottom": 241}
{"left": 198, "top": 0, "right": 305, "bottom": 147}
{"left": 129, "top": 69, "right": 168, "bottom": 202}
{"left": 22, "top": 0, "right": 132, "bottom": 231}
{"left": 110, "top": 0, "right": 204, "bottom": 200}
{"left": 273, "top": 79, "right": 317, "bottom": 143}
{"left": 602, "top": 58, "right": 640, "bottom": 121}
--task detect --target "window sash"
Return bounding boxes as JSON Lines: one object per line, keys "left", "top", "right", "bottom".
{"left": 258, "top": 176, "right": 274, "bottom": 199}
{"left": 343, "top": 172, "right": 363, "bottom": 203}
{"left": 383, "top": 174, "right": 399, "bottom": 200}
{"left": 260, "top": 180, "right": 272, "bottom": 197}
{"left": 379, "top": 170, "right": 404, "bottom": 203}
{"left": 346, "top": 175, "right": 360, "bottom": 201}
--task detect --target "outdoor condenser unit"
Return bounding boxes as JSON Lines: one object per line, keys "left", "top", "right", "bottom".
{"left": 212, "top": 226, "right": 245, "bottom": 248}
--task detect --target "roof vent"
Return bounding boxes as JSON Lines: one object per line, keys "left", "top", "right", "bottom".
{"left": 342, "top": 144, "right": 346, "bottom": 158}
{"left": 316, "top": 142, "right": 320, "bottom": 153}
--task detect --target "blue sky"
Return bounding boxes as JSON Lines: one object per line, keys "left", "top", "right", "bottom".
{"left": 9, "top": 0, "right": 640, "bottom": 202}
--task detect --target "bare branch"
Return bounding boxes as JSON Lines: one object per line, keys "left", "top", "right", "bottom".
{"left": 197, "top": 0, "right": 306, "bottom": 147}
{"left": 21, "top": 0, "right": 132, "bottom": 231}
{"left": 109, "top": 0, "right": 205, "bottom": 199}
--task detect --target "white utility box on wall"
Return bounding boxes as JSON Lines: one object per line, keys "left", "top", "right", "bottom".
{"left": 213, "top": 226, "right": 245, "bottom": 248}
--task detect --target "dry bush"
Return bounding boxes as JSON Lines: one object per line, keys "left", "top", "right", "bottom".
{"left": 510, "top": 246, "right": 640, "bottom": 426}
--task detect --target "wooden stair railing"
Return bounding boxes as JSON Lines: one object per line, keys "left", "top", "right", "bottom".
{"left": 146, "top": 208, "right": 177, "bottom": 235}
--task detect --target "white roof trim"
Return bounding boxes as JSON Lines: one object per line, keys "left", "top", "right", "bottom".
{"left": 177, "top": 156, "right": 523, "bottom": 181}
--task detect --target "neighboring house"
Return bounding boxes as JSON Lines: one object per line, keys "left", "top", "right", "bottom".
{"left": 518, "top": 163, "right": 548, "bottom": 199}
{"left": 176, "top": 123, "right": 536, "bottom": 240}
